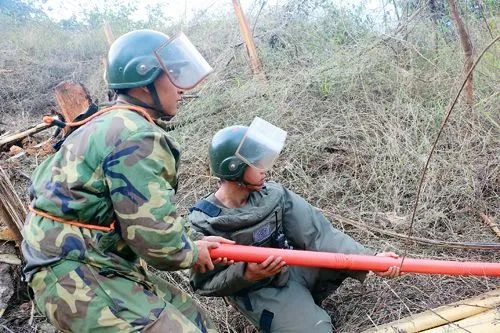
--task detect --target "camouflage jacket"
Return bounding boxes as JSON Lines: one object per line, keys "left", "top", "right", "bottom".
{"left": 21, "top": 108, "right": 200, "bottom": 281}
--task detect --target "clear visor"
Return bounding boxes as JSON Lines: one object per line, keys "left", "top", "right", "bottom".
{"left": 154, "top": 32, "right": 213, "bottom": 90}
{"left": 236, "top": 117, "right": 287, "bottom": 171}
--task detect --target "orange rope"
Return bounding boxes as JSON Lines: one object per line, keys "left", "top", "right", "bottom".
{"left": 43, "top": 104, "right": 155, "bottom": 127}
{"left": 29, "top": 206, "right": 115, "bottom": 232}
{"left": 34, "top": 105, "right": 153, "bottom": 232}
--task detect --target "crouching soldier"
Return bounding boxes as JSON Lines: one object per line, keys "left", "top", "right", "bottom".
{"left": 21, "top": 29, "right": 233, "bottom": 332}
{"left": 189, "top": 119, "right": 400, "bottom": 333}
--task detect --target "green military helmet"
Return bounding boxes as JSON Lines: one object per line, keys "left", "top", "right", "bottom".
{"left": 209, "top": 126, "right": 249, "bottom": 181}
{"left": 210, "top": 118, "right": 287, "bottom": 181}
{"left": 107, "top": 29, "right": 168, "bottom": 89}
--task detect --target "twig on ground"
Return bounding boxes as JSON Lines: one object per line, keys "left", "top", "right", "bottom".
{"left": 320, "top": 210, "right": 500, "bottom": 251}
{"left": 0, "top": 324, "right": 14, "bottom": 333}
{"left": 479, "top": 213, "right": 500, "bottom": 239}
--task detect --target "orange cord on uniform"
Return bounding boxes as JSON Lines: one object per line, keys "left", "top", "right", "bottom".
{"left": 33, "top": 106, "right": 155, "bottom": 232}
{"left": 42, "top": 104, "right": 155, "bottom": 128}
{"left": 28, "top": 206, "right": 115, "bottom": 232}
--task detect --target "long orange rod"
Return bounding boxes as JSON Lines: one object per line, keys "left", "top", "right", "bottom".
{"left": 210, "top": 244, "right": 500, "bottom": 277}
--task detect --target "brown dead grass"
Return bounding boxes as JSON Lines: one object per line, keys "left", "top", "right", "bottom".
{"left": 0, "top": 3, "right": 499, "bottom": 332}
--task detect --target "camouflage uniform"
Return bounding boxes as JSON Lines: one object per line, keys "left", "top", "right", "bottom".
{"left": 189, "top": 182, "right": 374, "bottom": 333}
{"left": 21, "top": 108, "right": 216, "bottom": 332}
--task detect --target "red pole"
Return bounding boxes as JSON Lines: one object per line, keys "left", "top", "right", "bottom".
{"left": 210, "top": 244, "right": 500, "bottom": 277}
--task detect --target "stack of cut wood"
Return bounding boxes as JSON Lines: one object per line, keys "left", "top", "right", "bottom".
{"left": 0, "top": 165, "right": 25, "bottom": 317}
{"left": 363, "top": 288, "right": 500, "bottom": 333}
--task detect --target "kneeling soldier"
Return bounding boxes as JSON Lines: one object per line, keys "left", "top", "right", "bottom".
{"left": 189, "top": 119, "right": 400, "bottom": 333}
{"left": 22, "top": 29, "right": 233, "bottom": 332}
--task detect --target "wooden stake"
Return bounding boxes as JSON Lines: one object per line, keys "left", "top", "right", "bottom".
{"left": 363, "top": 288, "right": 500, "bottom": 332}
{"left": 102, "top": 23, "right": 114, "bottom": 99}
{"left": 103, "top": 21, "right": 115, "bottom": 46}
{"left": 232, "top": 0, "right": 265, "bottom": 78}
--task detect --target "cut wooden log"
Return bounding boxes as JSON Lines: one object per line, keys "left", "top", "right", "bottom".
{"left": 363, "top": 288, "right": 500, "bottom": 332}
{"left": 54, "top": 81, "right": 92, "bottom": 133}
{"left": 0, "top": 227, "right": 17, "bottom": 242}
{"left": 0, "top": 166, "right": 26, "bottom": 245}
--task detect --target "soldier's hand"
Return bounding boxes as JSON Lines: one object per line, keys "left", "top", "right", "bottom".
{"left": 373, "top": 252, "right": 401, "bottom": 278}
{"left": 203, "top": 236, "right": 235, "bottom": 244}
{"left": 193, "top": 240, "right": 220, "bottom": 273}
{"left": 202, "top": 236, "right": 235, "bottom": 266}
{"left": 244, "top": 255, "right": 287, "bottom": 281}
{"left": 193, "top": 237, "right": 236, "bottom": 272}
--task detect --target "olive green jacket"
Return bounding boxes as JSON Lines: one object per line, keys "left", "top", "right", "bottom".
{"left": 189, "top": 182, "right": 374, "bottom": 296}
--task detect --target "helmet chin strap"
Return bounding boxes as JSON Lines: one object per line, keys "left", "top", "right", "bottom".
{"left": 146, "top": 82, "right": 175, "bottom": 121}
{"left": 146, "top": 82, "right": 164, "bottom": 113}
{"left": 237, "top": 179, "right": 263, "bottom": 189}
{"left": 115, "top": 80, "right": 167, "bottom": 119}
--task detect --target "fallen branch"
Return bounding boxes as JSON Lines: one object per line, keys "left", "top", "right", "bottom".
{"left": 0, "top": 122, "right": 52, "bottom": 150}
{"left": 320, "top": 210, "right": 500, "bottom": 251}
{"left": 479, "top": 213, "right": 500, "bottom": 239}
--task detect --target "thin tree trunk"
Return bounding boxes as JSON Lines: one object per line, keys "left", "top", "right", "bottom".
{"left": 448, "top": 0, "right": 474, "bottom": 107}
{"left": 429, "top": 0, "right": 439, "bottom": 55}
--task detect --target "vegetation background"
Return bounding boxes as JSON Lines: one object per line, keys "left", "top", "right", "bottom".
{"left": 0, "top": 0, "right": 498, "bottom": 331}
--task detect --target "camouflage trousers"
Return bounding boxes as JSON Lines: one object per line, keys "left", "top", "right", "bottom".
{"left": 30, "top": 260, "right": 217, "bottom": 332}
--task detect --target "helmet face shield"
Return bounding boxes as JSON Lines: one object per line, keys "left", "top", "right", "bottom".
{"left": 154, "top": 32, "right": 213, "bottom": 90}
{"left": 236, "top": 117, "right": 287, "bottom": 171}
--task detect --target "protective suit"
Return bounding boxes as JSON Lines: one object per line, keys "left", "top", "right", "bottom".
{"left": 189, "top": 181, "right": 374, "bottom": 333}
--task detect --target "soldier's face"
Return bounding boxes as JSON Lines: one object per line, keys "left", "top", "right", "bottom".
{"left": 154, "top": 72, "right": 184, "bottom": 117}
{"left": 242, "top": 166, "right": 266, "bottom": 191}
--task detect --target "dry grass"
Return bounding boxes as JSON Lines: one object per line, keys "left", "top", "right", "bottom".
{"left": 0, "top": 3, "right": 499, "bottom": 332}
